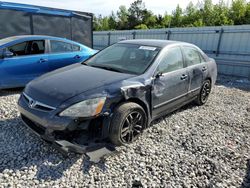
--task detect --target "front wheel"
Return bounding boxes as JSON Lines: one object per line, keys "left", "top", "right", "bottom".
{"left": 195, "top": 79, "right": 212, "bottom": 105}
{"left": 109, "top": 102, "right": 147, "bottom": 146}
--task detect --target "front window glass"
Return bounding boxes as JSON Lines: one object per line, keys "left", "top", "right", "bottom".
{"left": 7, "top": 40, "right": 45, "bottom": 56}
{"left": 85, "top": 43, "right": 160, "bottom": 74}
{"left": 50, "top": 40, "right": 72, "bottom": 53}
{"left": 7, "top": 42, "right": 29, "bottom": 56}
{"left": 29, "top": 40, "right": 45, "bottom": 55}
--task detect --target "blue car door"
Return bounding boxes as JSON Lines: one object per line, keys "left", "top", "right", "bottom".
{"left": 48, "top": 40, "right": 83, "bottom": 71}
{"left": 0, "top": 40, "right": 49, "bottom": 88}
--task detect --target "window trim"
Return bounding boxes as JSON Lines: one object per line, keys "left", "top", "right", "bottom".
{"left": 155, "top": 46, "right": 185, "bottom": 76}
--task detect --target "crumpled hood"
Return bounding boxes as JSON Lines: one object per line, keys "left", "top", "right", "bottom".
{"left": 25, "top": 64, "right": 134, "bottom": 107}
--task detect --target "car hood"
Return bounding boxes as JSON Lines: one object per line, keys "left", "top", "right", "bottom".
{"left": 25, "top": 64, "right": 134, "bottom": 107}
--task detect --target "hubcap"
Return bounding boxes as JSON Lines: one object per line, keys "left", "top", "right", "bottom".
{"left": 120, "top": 111, "right": 144, "bottom": 143}
{"left": 201, "top": 82, "right": 211, "bottom": 103}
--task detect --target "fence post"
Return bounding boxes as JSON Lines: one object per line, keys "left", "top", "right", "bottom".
{"left": 107, "top": 32, "right": 111, "bottom": 46}
{"left": 29, "top": 14, "right": 34, "bottom": 35}
{"left": 166, "top": 30, "right": 171, "bottom": 40}
{"left": 216, "top": 28, "right": 224, "bottom": 56}
{"left": 132, "top": 31, "right": 136, "bottom": 39}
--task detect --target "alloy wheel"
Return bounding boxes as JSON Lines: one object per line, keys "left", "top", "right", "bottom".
{"left": 201, "top": 81, "right": 211, "bottom": 103}
{"left": 120, "top": 111, "right": 144, "bottom": 143}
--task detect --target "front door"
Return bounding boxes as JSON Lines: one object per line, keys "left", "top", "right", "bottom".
{"left": 1, "top": 40, "right": 49, "bottom": 88}
{"left": 152, "top": 46, "right": 189, "bottom": 118}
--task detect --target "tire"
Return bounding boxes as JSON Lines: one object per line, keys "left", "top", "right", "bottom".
{"left": 195, "top": 79, "right": 212, "bottom": 106}
{"left": 109, "top": 102, "right": 147, "bottom": 146}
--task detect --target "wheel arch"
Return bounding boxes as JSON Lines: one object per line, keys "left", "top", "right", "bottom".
{"left": 126, "top": 97, "right": 149, "bottom": 117}
{"left": 111, "top": 97, "right": 150, "bottom": 126}
{"left": 205, "top": 77, "right": 212, "bottom": 83}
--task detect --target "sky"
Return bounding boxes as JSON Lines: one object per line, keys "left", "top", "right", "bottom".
{"left": 3, "top": 0, "right": 223, "bottom": 16}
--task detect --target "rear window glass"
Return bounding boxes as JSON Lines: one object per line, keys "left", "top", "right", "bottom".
{"left": 50, "top": 40, "right": 72, "bottom": 53}
{"left": 183, "top": 47, "right": 201, "bottom": 66}
{"left": 72, "top": 44, "right": 80, "bottom": 51}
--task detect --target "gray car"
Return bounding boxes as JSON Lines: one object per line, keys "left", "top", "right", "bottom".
{"left": 18, "top": 40, "right": 217, "bottom": 153}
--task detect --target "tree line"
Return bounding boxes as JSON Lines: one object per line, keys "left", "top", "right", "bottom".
{"left": 93, "top": 0, "right": 250, "bottom": 31}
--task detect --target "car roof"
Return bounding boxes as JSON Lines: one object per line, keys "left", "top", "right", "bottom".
{"left": 0, "top": 35, "right": 76, "bottom": 45}
{"left": 2, "top": 35, "right": 70, "bottom": 41}
{"left": 118, "top": 39, "right": 191, "bottom": 48}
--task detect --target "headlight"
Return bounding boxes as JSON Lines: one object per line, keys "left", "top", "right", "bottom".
{"left": 59, "top": 97, "right": 106, "bottom": 117}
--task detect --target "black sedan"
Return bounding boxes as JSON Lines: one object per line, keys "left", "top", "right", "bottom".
{"left": 18, "top": 39, "right": 217, "bottom": 153}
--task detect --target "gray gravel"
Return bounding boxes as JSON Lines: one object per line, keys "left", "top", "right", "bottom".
{"left": 0, "top": 81, "right": 249, "bottom": 187}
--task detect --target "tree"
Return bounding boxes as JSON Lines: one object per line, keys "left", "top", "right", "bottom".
{"left": 135, "top": 24, "right": 148, "bottom": 29}
{"left": 93, "top": 15, "right": 104, "bottom": 31}
{"left": 182, "top": 2, "right": 202, "bottom": 26}
{"left": 142, "top": 10, "right": 157, "bottom": 28}
{"left": 128, "top": 0, "right": 147, "bottom": 29}
{"left": 171, "top": 4, "right": 183, "bottom": 27}
{"left": 213, "top": 0, "right": 233, "bottom": 26}
{"left": 117, "top": 5, "right": 129, "bottom": 30}
{"left": 162, "top": 13, "right": 172, "bottom": 28}
{"left": 230, "top": 0, "right": 247, "bottom": 25}
{"left": 92, "top": 0, "right": 249, "bottom": 31}
{"left": 108, "top": 11, "right": 117, "bottom": 30}
{"left": 202, "top": 0, "right": 215, "bottom": 26}
{"left": 244, "top": 2, "right": 250, "bottom": 24}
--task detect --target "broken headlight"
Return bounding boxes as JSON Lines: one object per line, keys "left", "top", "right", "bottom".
{"left": 59, "top": 97, "right": 106, "bottom": 118}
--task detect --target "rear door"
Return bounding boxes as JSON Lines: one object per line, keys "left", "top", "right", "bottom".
{"left": 152, "top": 46, "right": 189, "bottom": 117}
{"left": 182, "top": 46, "right": 208, "bottom": 97}
{"left": 48, "top": 40, "right": 82, "bottom": 71}
{"left": 1, "top": 40, "right": 49, "bottom": 88}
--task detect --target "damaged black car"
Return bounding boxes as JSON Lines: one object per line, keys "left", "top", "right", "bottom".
{"left": 18, "top": 39, "right": 217, "bottom": 154}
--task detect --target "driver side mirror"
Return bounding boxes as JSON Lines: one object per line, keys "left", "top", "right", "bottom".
{"left": 155, "top": 72, "right": 163, "bottom": 79}
{"left": 3, "top": 49, "right": 14, "bottom": 58}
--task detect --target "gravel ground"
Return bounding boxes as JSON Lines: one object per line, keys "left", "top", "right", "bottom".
{"left": 0, "top": 79, "right": 249, "bottom": 187}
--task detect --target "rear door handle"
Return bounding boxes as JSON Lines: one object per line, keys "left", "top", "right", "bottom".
{"left": 202, "top": 67, "right": 207, "bottom": 72}
{"left": 39, "top": 58, "right": 48, "bottom": 63}
{"left": 180, "top": 74, "right": 188, "bottom": 80}
{"left": 74, "top": 55, "right": 81, "bottom": 59}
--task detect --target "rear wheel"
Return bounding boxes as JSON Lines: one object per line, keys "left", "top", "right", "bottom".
{"left": 109, "top": 102, "right": 147, "bottom": 146}
{"left": 195, "top": 79, "right": 211, "bottom": 105}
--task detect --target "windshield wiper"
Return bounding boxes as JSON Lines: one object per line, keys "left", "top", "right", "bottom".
{"left": 89, "top": 64, "right": 123, "bottom": 73}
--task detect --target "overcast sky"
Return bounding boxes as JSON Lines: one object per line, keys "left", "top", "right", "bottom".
{"left": 4, "top": 0, "right": 224, "bottom": 16}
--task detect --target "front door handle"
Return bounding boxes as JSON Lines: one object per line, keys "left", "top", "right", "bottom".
{"left": 39, "top": 58, "right": 48, "bottom": 63}
{"left": 74, "top": 55, "right": 81, "bottom": 59}
{"left": 180, "top": 74, "right": 188, "bottom": 80}
{"left": 202, "top": 67, "right": 207, "bottom": 72}
{"left": 181, "top": 74, "right": 188, "bottom": 80}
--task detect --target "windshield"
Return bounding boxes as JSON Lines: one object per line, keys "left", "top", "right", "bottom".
{"left": 85, "top": 43, "right": 160, "bottom": 74}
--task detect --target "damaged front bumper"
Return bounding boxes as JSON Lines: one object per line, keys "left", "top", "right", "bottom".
{"left": 17, "top": 94, "right": 114, "bottom": 157}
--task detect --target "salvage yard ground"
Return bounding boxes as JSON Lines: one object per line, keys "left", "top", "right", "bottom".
{"left": 0, "top": 76, "right": 249, "bottom": 187}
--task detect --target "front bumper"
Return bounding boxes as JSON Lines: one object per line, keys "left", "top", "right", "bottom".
{"left": 18, "top": 94, "right": 113, "bottom": 155}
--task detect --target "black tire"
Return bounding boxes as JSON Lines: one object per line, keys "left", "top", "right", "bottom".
{"left": 109, "top": 102, "right": 147, "bottom": 146}
{"left": 195, "top": 79, "right": 212, "bottom": 106}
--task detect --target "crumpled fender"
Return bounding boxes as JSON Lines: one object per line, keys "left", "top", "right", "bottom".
{"left": 120, "top": 80, "right": 152, "bottom": 121}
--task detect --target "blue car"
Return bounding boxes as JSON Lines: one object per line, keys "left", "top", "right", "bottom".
{"left": 0, "top": 35, "right": 97, "bottom": 89}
